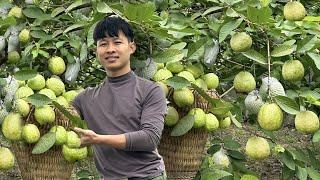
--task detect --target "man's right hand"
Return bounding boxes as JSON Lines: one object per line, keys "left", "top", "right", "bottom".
{"left": 74, "top": 127, "right": 99, "bottom": 145}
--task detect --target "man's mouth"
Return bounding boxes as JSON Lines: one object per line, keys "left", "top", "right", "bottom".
{"left": 105, "top": 56, "right": 119, "bottom": 62}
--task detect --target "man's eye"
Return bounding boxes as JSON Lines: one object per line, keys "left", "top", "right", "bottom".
{"left": 100, "top": 43, "right": 106, "bottom": 46}
{"left": 115, "top": 41, "right": 121, "bottom": 44}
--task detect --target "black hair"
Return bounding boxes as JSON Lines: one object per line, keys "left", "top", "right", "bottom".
{"left": 93, "top": 16, "right": 134, "bottom": 44}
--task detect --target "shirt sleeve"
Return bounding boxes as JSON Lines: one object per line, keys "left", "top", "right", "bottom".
{"left": 124, "top": 84, "right": 167, "bottom": 151}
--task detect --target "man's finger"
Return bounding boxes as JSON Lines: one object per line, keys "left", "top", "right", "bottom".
{"left": 74, "top": 127, "right": 86, "bottom": 134}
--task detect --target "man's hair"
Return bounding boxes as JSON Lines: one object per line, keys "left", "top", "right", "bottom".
{"left": 93, "top": 16, "right": 134, "bottom": 44}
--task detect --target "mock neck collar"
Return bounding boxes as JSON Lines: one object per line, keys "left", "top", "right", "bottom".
{"left": 107, "top": 71, "right": 134, "bottom": 83}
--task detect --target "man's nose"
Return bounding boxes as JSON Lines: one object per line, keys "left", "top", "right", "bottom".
{"left": 106, "top": 43, "right": 116, "bottom": 53}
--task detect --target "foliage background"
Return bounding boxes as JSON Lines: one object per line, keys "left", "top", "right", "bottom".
{"left": 1, "top": 0, "right": 320, "bottom": 179}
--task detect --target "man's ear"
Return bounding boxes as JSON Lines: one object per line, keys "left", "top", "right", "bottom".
{"left": 130, "top": 42, "right": 136, "bottom": 54}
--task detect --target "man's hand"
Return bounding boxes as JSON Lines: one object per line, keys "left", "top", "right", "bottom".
{"left": 74, "top": 127, "right": 127, "bottom": 149}
{"left": 74, "top": 127, "right": 99, "bottom": 145}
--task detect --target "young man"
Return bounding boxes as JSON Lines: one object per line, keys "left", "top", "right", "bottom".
{"left": 72, "top": 16, "right": 167, "bottom": 180}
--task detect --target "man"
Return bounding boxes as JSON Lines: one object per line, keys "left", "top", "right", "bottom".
{"left": 72, "top": 16, "right": 167, "bottom": 180}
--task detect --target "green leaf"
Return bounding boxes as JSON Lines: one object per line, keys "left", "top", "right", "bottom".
{"left": 218, "top": 18, "right": 243, "bottom": 43}
{"left": 283, "top": 40, "right": 296, "bottom": 46}
{"left": 170, "top": 114, "right": 194, "bottom": 136}
{"left": 271, "top": 45, "right": 295, "bottom": 57}
{"left": 312, "top": 130, "right": 320, "bottom": 143}
{"left": 226, "top": 8, "right": 239, "bottom": 17}
{"left": 64, "top": 24, "right": 85, "bottom": 34}
{"left": 0, "top": 78, "right": 6, "bottom": 87}
{"left": 168, "top": 28, "right": 195, "bottom": 39}
{"left": 307, "top": 149, "right": 320, "bottom": 169}
{"left": 202, "top": 6, "right": 223, "bottom": 16}
{"left": 260, "top": 0, "right": 271, "bottom": 7}
{"left": 227, "top": 150, "right": 245, "bottom": 160}
{"left": 26, "top": 94, "right": 52, "bottom": 107}
{"left": 0, "top": 16, "right": 16, "bottom": 27}
{"left": 169, "top": 42, "right": 187, "bottom": 50}
{"left": 32, "top": 132, "right": 56, "bottom": 154}
{"left": 247, "top": 6, "right": 273, "bottom": 24}
{"left": 200, "top": 169, "right": 232, "bottom": 180}
{"left": 52, "top": 30, "right": 63, "bottom": 38}
{"left": 87, "top": 22, "right": 98, "bottom": 47}
{"left": 274, "top": 96, "right": 300, "bottom": 115}
{"left": 165, "top": 76, "right": 190, "bottom": 90}
{"left": 231, "top": 160, "right": 251, "bottom": 173}
{"left": 14, "top": 70, "right": 37, "bottom": 81}
{"left": 30, "top": 30, "right": 51, "bottom": 40}
{"left": 242, "top": 49, "right": 267, "bottom": 64}
{"left": 210, "top": 100, "right": 233, "bottom": 116}
{"left": 187, "top": 38, "right": 207, "bottom": 60}
{"left": 52, "top": 101, "right": 85, "bottom": 129}
{"left": 230, "top": 115, "right": 242, "bottom": 128}
{"left": 124, "top": 2, "right": 155, "bottom": 22}
{"left": 76, "top": 170, "right": 90, "bottom": 178}
{"left": 280, "top": 151, "right": 296, "bottom": 170}
{"left": 287, "top": 148, "right": 308, "bottom": 163}
{"left": 23, "top": 7, "right": 44, "bottom": 18}
{"left": 296, "top": 166, "right": 308, "bottom": 180}
{"left": 56, "top": 41, "right": 66, "bottom": 49}
{"left": 51, "top": 7, "right": 65, "bottom": 17}
{"left": 22, "top": 44, "right": 34, "bottom": 56}
{"left": 152, "top": 49, "right": 183, "bottom": 63}
{"left": 307, "top": 167, "right": 320, "bottom": 180}
{"left": 223, "top": 137, "right": 241, "bottom": 150}
{"left": 303, "top": 16, "right": 320, "bottom": 22}
{"left": 66, "top": 1, "right": 90, "bottom": 12}
{"left": 38, "top": 49, "right": 49, "bottom": 58}
{"left": 220, "top": 0, "right": 242, "bottom": 5}
{"left": 97, "top": 2, "right": 113, "bottom": 14}
{"left": 283, "top": 165, "right": 295, "bottom": 180}
{"left": 307, "top": 52, "right": 320, "bottom": 70}
{"left": 80, "top": 43, "right": 88, "bottom": 64}
{"left": 207, "top": 144, "right": 221, "bottom": 155}
{"left": 297, "top": 36, "right": 318, "bottom": 53}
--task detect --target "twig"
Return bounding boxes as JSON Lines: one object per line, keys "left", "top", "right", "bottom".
{"left": 266, "top": 36, "right": 272, "bottom": 99}
{"left": 224, "top": 59, "right": 251, "bottom": 69}
{"left": 220, "top": 86, "right": 235, "bottom": 98}
{"left": 242, "top": 125, "right": 276, "bottom": 144}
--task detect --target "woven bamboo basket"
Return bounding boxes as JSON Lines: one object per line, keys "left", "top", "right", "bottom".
{"left": 158, "top": 89, "right": 219, "bottom": 180}
{"left": 11, "top": 106, "right": 75, "bottom": 180}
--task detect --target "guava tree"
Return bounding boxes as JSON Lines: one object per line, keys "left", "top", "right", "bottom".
{"left": 1, "top": 0, "right": 320, "bottom": 179}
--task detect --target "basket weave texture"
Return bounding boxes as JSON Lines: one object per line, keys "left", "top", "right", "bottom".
{"left": 158, "top": 89, "right": 219, "bottom": 180}
{"left": 11, "top": 107, "right": 75, "bottom": 180}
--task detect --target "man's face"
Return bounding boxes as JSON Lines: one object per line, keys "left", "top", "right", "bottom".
{"left": 96, "top": 31, "right": 136, "bottom": 75}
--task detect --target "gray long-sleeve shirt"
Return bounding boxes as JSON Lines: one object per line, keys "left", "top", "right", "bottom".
{"left": 72, "top": 71, "right": 167, "bottom": 179}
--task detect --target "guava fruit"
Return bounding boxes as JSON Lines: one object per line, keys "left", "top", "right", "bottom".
{"left": 202, "top": 73, "right": 219, "bottom": 90}
{"left": 230, "top": 32, "right": 252, "bottom": 52}
{"left": 245, "top": 136, "right": 270, "bottom": 160}
{"left": 295, "top": 111, "right": 319, "bottom": 134}
{"left": 164, "top": 106, "right": 179, "bottom": 126}
{"left": 173, "top": 88, "right": 194, "bottom": 107}
{"left": 233, "top": 71, "right": 256, "bottom": 93}
{"left": 282, "top": 60, "right": 304, "bottom": 82}
{"left": 258, "top": 103, "right": 283, "bottom": 131}
{"left": 284, "top": 1, "right": 306, "bottom": 21}
{"left": 27, "top": 74, "right": 46, "bottom": 90}
{"left": 22, "top": 124, "right": 40, "bottom": 143}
